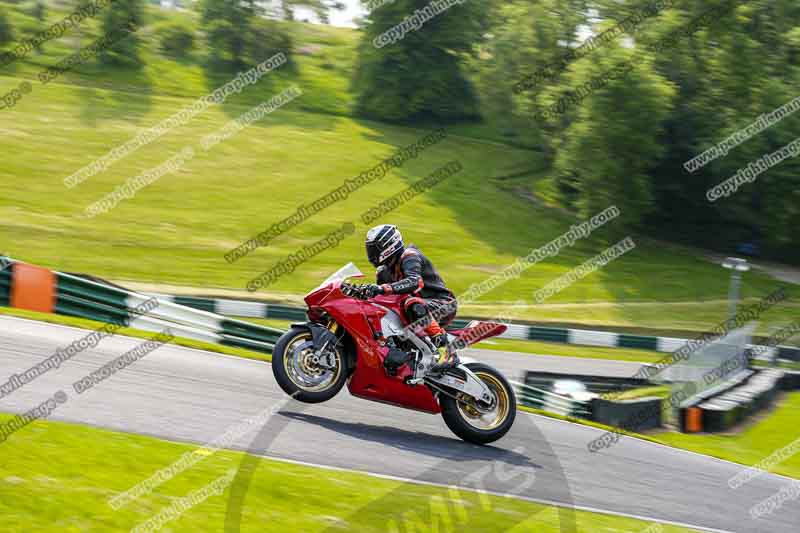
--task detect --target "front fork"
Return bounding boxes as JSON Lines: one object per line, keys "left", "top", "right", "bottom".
{"left": 291, "top": 321, "right": 343, "bottom": 371}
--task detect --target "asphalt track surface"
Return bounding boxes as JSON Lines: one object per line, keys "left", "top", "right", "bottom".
{"left": 1, "top": 315, "right": 798, "bottom": 533}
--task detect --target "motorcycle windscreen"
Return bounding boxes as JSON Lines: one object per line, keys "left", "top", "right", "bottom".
{"left": 311, "top": 262, "right": 364, "bottom": 293}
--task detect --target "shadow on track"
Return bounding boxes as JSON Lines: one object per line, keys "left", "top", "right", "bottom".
{"left": 224, "top": 398, "right": 576, "bottom": 532}
{"left": 280, "top": 410, "right": 541, "bottom": 469}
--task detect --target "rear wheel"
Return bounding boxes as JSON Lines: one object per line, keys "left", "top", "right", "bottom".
{"left": 440, "top": 363, "right": 516, "bottom": 444}
{"left": 272, "top": 326, "right": 347, "bottom": 403}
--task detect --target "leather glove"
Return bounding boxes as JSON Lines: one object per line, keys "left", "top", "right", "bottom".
{"left": 362, "top": 284, "right": 385, "bottom": 298}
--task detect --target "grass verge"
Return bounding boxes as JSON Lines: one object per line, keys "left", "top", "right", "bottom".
{"left": 613, "top": 386, "right": 671, "bottom": 401}
{"left": 655, "top": 392, "right": 800, "bottom": 480}
{"left": 0, "top": 414, "right": 699, "bottom": 532}
{"left": 522, "top": 393, "right": 800, "bottom": 480}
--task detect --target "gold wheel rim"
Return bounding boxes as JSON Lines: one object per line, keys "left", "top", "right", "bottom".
{"left": 456, "top": 371, "right": 510, "bottom": 431}
{"left": 283, "top": 332, "right": 341, "bottom": 392}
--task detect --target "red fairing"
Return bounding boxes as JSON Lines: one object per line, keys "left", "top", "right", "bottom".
{"left": 306, "top": 280, "right": 442, "bottom": 413}
{"left": 304, "top": 279, "right": 504, "bottom": 415}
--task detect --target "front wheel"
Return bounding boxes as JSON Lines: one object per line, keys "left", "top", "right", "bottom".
{"left": 272, "top": 326, "right": 348, "bottom": 403}
{"left": 440, "top": 363, "right": 516, "bottom": 445}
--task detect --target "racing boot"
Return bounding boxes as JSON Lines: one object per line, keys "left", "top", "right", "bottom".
{"left": 428, "top": 333, "right": 459, "bottom": 374}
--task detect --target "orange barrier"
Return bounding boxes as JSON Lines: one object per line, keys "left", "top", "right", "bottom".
{"left": 685, "top": 407, "right": 703, "bottom": 433}
{"left": 10, "top": 263, "right": 56, "bottom": 313}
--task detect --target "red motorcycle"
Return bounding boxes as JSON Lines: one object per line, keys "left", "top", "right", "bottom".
{"left": 272, "top": 263, "right": 516, "bottom": 444}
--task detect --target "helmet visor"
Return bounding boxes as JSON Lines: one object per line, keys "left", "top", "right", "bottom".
{"left": 366, "top": 241, "right": 382, "bottom": 267}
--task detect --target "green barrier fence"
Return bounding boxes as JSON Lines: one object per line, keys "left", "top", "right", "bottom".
{"left": 0, "top": 267, "right": 10, "bottom": 307}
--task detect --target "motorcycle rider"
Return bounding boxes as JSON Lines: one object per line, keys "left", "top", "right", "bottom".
{"left": 361, "top": 224, "right": 459, "bottom": 371}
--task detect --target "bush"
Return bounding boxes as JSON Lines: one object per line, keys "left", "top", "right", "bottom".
{"left": 156, "top": 21, "right": 195, "bottom": 58}
{"left": 12, "top": 4, "right": 45, "bottom": 52}
{"left": 18, "top": 1, "right": 45, "bottom": 21}
{"left": 246, "top": 19, "right": 293, "bottom": 69}
{"left": 201, "top": 0, "right": 251, "bottom": 65}
{"left": 99, "top": 0, "right": 144, "bottom": 68}
{"left": 206, "top": 19, "right": 238, "bottom": 63}
{"left": 32, "top": 1, "right": 45, "bottom": 22}
{"left": 0, "top": 8, "right": 14, "bottom": 47}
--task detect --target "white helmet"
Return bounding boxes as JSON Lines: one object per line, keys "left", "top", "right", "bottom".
{"left": 365, "top": 224, "right": 404, "bottom": 267}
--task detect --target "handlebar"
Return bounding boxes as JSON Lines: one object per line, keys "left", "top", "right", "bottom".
{"left": 341, "top": 282, "right": 369, "bottom": 300}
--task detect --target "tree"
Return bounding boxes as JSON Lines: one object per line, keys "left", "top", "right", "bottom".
{"left": 156, "top": 20, "right": 195, "bottom": 58}
{"left": 641, "top": 0, "right": 800, "bottom": 258}
{"left": 33, "top": 1, "right": 45, "bottom": 23}
{"left": 246, "top": 18, "right": 294, "bottom": 68}
{"left": 98, "top": 0, "right": 144, "bottom": 67}
{"left": 0, "top": 8, "right": 14, "bottom": 48}
{"left": 29, "top": 0, "right": 47, "bottom": 53}
{"left": 472, "top": 0, "right": 588, "bottom": 148}
{"left": 201, "top": 0, "right": 255, "bottom": 65}
{"left": 277, "top": 0, "right": 344, "bottom": 24}
{"left": 281, "top": 0, "right": 294, "bottom": 20}
{"left": 304, "top": 0, "right": 345, "bottom": 24}
{"left": 480, "top": 0, "right": 800, "bottom": 262}
{"left": 553, "top": 42, "right": 675, "bottom": 232}
{"left": 352, "top": 0, "right": 491, "bottom": 123}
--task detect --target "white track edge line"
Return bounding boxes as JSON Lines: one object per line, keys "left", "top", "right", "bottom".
{"left": 250, "top": 452, "right": 735, "bottom": 533}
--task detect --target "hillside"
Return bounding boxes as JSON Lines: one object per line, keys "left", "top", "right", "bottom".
{"left": 0, "top": 3, "right": 794, "bottom": 334}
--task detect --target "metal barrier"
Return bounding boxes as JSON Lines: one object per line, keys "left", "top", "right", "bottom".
{"left": 523, "top": 370, "right": 650, "bottom": 394}
{"left": 0, "top": 257, "right": 283, "bottom": 354}
{"left": 2, "top": 255, "right": 796, "bottom": 361}
{"left": 512, "top": 381, "right": 592, "bottom": 418}
{"left": 143, "top": 293, "right": 795, "bottom": 359}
